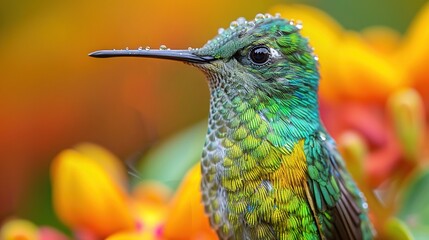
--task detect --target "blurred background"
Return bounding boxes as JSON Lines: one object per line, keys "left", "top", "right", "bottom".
{"left": 1, "top": 0, "right": 428, "bottom": 238}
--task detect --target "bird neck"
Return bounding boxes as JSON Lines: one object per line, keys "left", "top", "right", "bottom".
{"left": 206, "top": 77, "right": 320, "bottom": 151}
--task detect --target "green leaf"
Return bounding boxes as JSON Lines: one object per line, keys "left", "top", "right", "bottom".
{"left": 136, "top": 120, "right": 207, "bottom": 189}
{"left": 397, "top": 168, "right": 429, "bottom": 240}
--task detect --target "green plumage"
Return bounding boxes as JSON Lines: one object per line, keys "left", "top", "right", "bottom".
{"left": 90, "top": 12, "right": 375, "bottom": 240}
{"left": 196, "top": 15, "right": 374, "bottom": 240}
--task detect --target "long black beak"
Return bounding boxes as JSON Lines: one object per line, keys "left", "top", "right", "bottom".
{"left": 88, "top": 49, "right": 214, "bottom": 64}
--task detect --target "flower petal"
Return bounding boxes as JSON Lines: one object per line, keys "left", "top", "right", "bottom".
{"left": 163, "top": 163, "right": 217, "bottom": 239}
{"left": 398, "top": 1, "right": 429, "bottom": 98}
{"left": 51, "top": 148, "right": 134, "bottom": 237}
{"left": 0, "top": 219, "right": 39, "bottom": 240}
{"left": 74, "top": 143, "right": 128, "bottom": 186}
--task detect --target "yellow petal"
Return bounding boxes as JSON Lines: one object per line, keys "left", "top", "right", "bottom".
{"left": 163, "top": 163, "right": 217, "bottom": 240}
{"left": 106, "top": 232, "right": 155, "bottom": 240}
{"left": 335, "top": 33, "right": 407, "bottom": 101}
{"left": 0, "top": 219, "right": 39, "bottom": 240}
{"left": 74, "top": 143, "right": 128, "bottom": 186}
{"left": 361, "top": 26, "right": 401, "bottom": 55}
{"left": 131, "top": 200, "right": 166, "bottom": 238}
{"left": 51, "top": 148, "right": 134, "bottom": 237}
{"left": 398, "top": 1, "right": 429, "bottom": 96}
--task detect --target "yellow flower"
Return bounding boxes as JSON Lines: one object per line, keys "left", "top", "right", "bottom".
{"left": 0, "top": 219, "right": 39, "bottom": 240}
{"left": 51, "top": 143, "right": 135, "bottom": 238}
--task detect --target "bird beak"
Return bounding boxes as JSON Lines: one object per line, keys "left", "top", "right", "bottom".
{"left": 88, "top": 49, "right": 215, "bottom": 64}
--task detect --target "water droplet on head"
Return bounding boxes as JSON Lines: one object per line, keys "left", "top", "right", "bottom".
{"left": 289, "top": 19, "right": 295, "bottom": 25}
{"left": 314, "top": 55, "right": 319, "bottom": 61}
{"left": 145, "top": 46, "right": 150, "bottom": 50}
{"left": 362, "top": 202, "right": 368, "bottom": 209}
{"left": 137, "top": 46, "right": 143, "bottom": 50}
{"left": 188, "top": 47, "right": 193, "bottom": 51}
{"left": 296, "top": 20, "right": 303, "bottom": 30}
{"left": 246, "top": 21, "right": 255, "bottom": 28}
{"left": 274, "top": 13, "right": 281, "bottom": 18}
{"left": 159, "top": 44, "right": 167, "bottom": 50}
{"left": 264, "top": 13, "right": 272, "bottom": 19}
{"left": 218, "top": 28, "right": 225, "bottom": 34}
{"left": 236, "top": 17, "right": 246, "bottom": 25}
{"left": 230, "top": 21, "right": 238, "bottom": 29}
{"left": 113, "top": 49, "right": 116, "bottom": 51}
{"left": 255, "top": 13, "right": 264, "bottom": 22}
{"left": 125, "top": 47, "right": 129, "bottom": 50}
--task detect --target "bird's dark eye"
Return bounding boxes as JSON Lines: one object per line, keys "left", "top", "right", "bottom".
{"left": 249, "top": 46, "right": 270, "bottom": 65}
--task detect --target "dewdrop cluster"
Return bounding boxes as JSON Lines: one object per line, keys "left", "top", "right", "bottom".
{"left": 196, "top": 13, "right": 317, "bottom": 61}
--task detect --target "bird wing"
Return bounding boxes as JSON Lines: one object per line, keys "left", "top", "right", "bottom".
{"left": 303, "top": 131, "right": 370, "bottom": 240}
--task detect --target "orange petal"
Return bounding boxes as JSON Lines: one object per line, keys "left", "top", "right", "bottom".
{"left": 51, "top": 148, "right": 134, "bottom": 237}
{"left": 361, "top": 26, "right": 401, "bottom": 55}
{"left": 106, "top": 232, "right": 154, "bottom": 240}
{"left": 398, "top": 1, "right": 429, "bottom": 99}
{"left": 335, "top": 33, "right": 407, "bottom": 101}
{"left": 132, "top": 181, "right": 172, "bottom": 205}
{"left": 163, "top": 163, "right": 217, "bottom": 240}
{"left": 0, "top": 219, "right": 39, "bottom": 240}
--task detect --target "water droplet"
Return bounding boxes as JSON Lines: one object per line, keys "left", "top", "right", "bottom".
{"left": 188, "top": 47, "right": 193, "bottom": 51}
{"left": 289, "top": 19, "right": 295, "bottom": 25}
{"left": 246, "top": 21, "right": 255, "bottom": 28}
{"left": 362, "top": 202, "right": 368, "bottom": 209}
{"left": 230, "top": 21, "right": 238, "bottom": 29}
{"left": 236, "top": 17, "right": 246, "bottom": 25}
{"left": 218, "top": 28, "right": 225, "bottom": 34}
{"left": 125, "top": 47, "right": 129, "bottom": 50}
{"left": 145, "top": 46, "right": 150, "bottom": 50}
{"left": 113, "top": 49, "right": 116, "bottom": 51}
{"left": 264, "top": 13, "right": 272, "bottom": 19}
{"left": 314, "top": 55, "right": 319, "bottom": 61}
{"left": 296, "top": 20, "right": 303, "bottom": 29}
{"left": 319, "top": 132, "right": 326, "bottom": 141}
{"left": 137, "top": 46, "right": 143, "bottom": 50}
{"left": 159, "top": 44, "right": 167, "bottom": 50}
{"left": 255, "top": 13, "right": 264, "bottom": 21}
{"left": 274, "top": 13, "right": 281, "bottom": 18}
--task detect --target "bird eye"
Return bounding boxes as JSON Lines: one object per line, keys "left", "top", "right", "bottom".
{"left": 249, "top": 46, "right": 270, "bottom": 65}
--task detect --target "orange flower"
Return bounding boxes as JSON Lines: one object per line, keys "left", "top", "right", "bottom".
{"left": 398, "top": 1, "right": 429, "bottom": 101}
{"left": 163, "top": 163, "right": 217, "bottom": 240}
{"left": 271, "top": 4, "right": 408, "bottom": 102}
{"left": 51, "top": 143, "right": 170, "bottom": 239}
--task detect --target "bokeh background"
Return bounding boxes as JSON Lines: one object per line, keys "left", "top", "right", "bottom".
{"left": 1, "top": 0, "right": 428, "bottom": 239}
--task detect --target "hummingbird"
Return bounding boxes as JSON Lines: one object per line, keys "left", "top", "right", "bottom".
{"left": 90, "top": 13, "right": 374, "bottom": 240}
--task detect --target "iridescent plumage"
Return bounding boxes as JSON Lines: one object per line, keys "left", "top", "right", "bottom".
{"left": 197, "top": 15, "right": 373, "bottom": 240}
{"left": 90, "top": 13, "right": 374, "bottom": 240}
